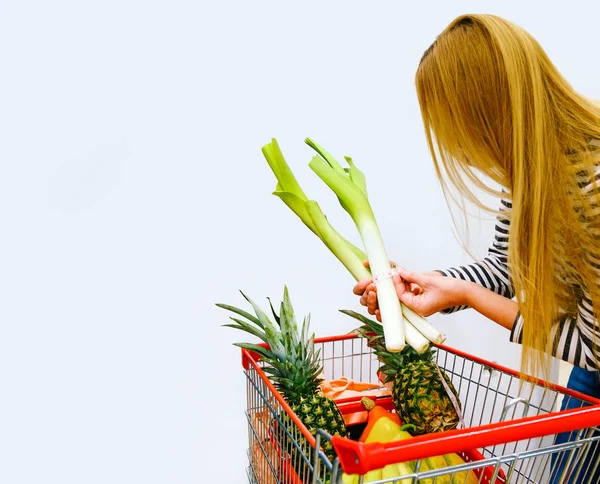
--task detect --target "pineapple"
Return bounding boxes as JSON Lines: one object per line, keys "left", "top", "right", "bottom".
{"left": 217, "top": 286, "right": 348, "bottom": 463}
{"left": 343, "top": 309, "right": 461, "bottom": 435}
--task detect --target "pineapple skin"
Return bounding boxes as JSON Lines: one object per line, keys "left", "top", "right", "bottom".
{"left": 392, "top": 360, "right": 461, "bottom": 435}
{"left": 343, "top": 309, "right": 462, "bottom": 437}
{"left": 290, "top": 394, "right": 347, "bottom": 462}
{"left": 218, "top": 287, "right": 348, "bottom": 466}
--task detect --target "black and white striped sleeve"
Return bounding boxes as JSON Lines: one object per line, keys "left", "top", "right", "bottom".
{"left": 436, "top": 199, "right": 514, "bottom": 314}
{"left": 510, "top": 169, "right": 600, "bottom": 370}
{"left": 509, "top": 293, "right": 600, "bottom": 370}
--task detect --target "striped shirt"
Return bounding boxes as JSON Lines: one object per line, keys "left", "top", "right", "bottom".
{"left": 438, "top": 164, "right": 600, "bottom": 371}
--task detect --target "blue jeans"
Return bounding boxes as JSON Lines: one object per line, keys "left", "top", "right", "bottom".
{"left": 550, "top": 366, "right": 600, "bottom": 483}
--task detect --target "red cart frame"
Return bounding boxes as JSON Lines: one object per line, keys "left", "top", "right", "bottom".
{"left": 242, "top": 334, "right": 600, "bottom": 483}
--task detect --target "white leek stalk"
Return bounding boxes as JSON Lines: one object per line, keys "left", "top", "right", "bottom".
{"left": 306, "top": 149, "right": 406, "bottom": 352}
{"left": 402, "top": 305, "right": 446, "bottom": 345}
{"left": 304, "top": 138, "right": 445, "bottom": 349}
{"left": 261, "top": 138, "right": 445, "bottom": 353}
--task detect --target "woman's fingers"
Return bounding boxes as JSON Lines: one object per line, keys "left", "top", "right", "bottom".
{"left": 399, "top": 290, "right": 420, "bottom": 312}
{"left": 396, "top": 267, "right": 427, "bottom": 286}
{"left": 356, "top": 260, "right": 404, "bottom": 319}
{"left": 353, "top": 279, "right": 370, "bottom": 295}
{"left": 367, "top": 290, "right": 378, "bottom": 315}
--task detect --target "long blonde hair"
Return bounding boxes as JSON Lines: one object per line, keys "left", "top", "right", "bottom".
{"left": 415, "top": 13, "right": 600, "bottom": 379}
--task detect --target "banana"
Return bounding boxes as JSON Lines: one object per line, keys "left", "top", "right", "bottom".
{"left": 422, "top": 454, "right": 452, "bottom": 484}
{"left": 342, "top": 424, "right": 478, "bottom": 484}
{"left": 442, "top": 453, "right": 480, "bottom": 484}
{"left": 363, "top": 469, "right": 382, "bottom": 482}
{"left": 383, "top": 461, "right": 415, "bottom": 483}
{"left": 341, "top": 473, "right": 359, "bottom": 484}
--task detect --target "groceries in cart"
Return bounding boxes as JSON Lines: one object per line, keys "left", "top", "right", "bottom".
{"left": 344, "top": 309, "right": 463, "bottom": 436}
{"left": 218, "top": 286, "right": 491, "bottom": 483}
{"left": 218, "top": 286, "right": 349, "bottom": 463}
{"left": 220, "top": 138, "right": 600, "bottom": 482}
{"left": 341, "top": 397, "right": 478, "bottom": 484}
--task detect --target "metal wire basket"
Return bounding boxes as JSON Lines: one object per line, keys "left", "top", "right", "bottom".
{"left": 242, "top": 334, "right": 600, "bottom": 483}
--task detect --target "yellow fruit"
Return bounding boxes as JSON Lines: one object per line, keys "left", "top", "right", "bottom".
{"left": 423, "top": 454, "right": 451, "bottom": 484}
{"left": 409, "top": 455, "right": 451, "bottom": 484}
{"left": 383, "top": 461, "right": 415, "bottom": 483}
{"left": 442, "top": 453, "right": 480, "bottom": 484}
{"left": 341, "top": 426, "right": 406, "bottom": 483}
{"left": 364, "top": 469, "right": 382, "bottom": 482}
{"left": 380, "top": 463, "right": 399, "bottom": 479}
{"left": 341, "top": 473, "right": 358, "bottom": 484}
{"left": 342, "top": 427, "right": 477, "bottom": 484}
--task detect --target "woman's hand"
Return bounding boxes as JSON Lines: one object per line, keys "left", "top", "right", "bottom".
{"left": 353, "top": 261, "right": 406, "bottom": 319}
{"left": 393, "top": 267, "right": 468, "bottom": 316}
{"left": 352, "top": 263, "right": 468, "bottom": 321}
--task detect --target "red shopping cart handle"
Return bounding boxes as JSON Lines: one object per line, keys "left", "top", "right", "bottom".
{"left": 332, "top": 405, "right": 600, "bottom": 475}
{"left": 331, "top": 437, "right": 506, "bottom": 483}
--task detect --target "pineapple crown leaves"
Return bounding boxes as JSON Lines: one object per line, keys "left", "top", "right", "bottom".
{"left": 216, "top": 292, "right": 287, "bottom": 362}
{"left": 300, "top": 313, "right": 321, "bottom": 367}
{"left": 262, "top": 359, "right": 323, "bottom": 397}
{"left": 278, "top": 285, "right": 300, "bottom": 354}
{"left": 339, "top": 309, "right": 436, "bottom": 381}
{"left": 240, "top": 290, "right": 287, "bottom": 362}
{"left": 266, "top": 297, "right": 280, "bottom": 326}
{"left": 217, "top": 286, "right": 322, "bottom": 374}
{"left": 232, "top": 341, "right": 277, "bottom": 361}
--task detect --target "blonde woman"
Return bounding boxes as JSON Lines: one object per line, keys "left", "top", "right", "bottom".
{"left": 353, "top": 14, "right": 600, "bottom": 483}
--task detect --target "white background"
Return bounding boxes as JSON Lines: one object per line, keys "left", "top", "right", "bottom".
{"left": 1, "top": 1, "right": 599, "bottom": 483}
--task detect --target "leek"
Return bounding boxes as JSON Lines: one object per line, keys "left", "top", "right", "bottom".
{"left": 402, "top": 304, "right": 446, "bottom": 345}
{"left": 306, "top": 151, "right": 406, "bottom": 351}
{"left": 262, "top": 139, "right": 369, "bottom": 273}
{"left": 261, "top": 137, "right": 445, "bottom": 353}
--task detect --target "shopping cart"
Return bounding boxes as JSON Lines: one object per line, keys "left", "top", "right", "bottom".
{"left": 242, "top": 334, "right": 600, "bottom": 483}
